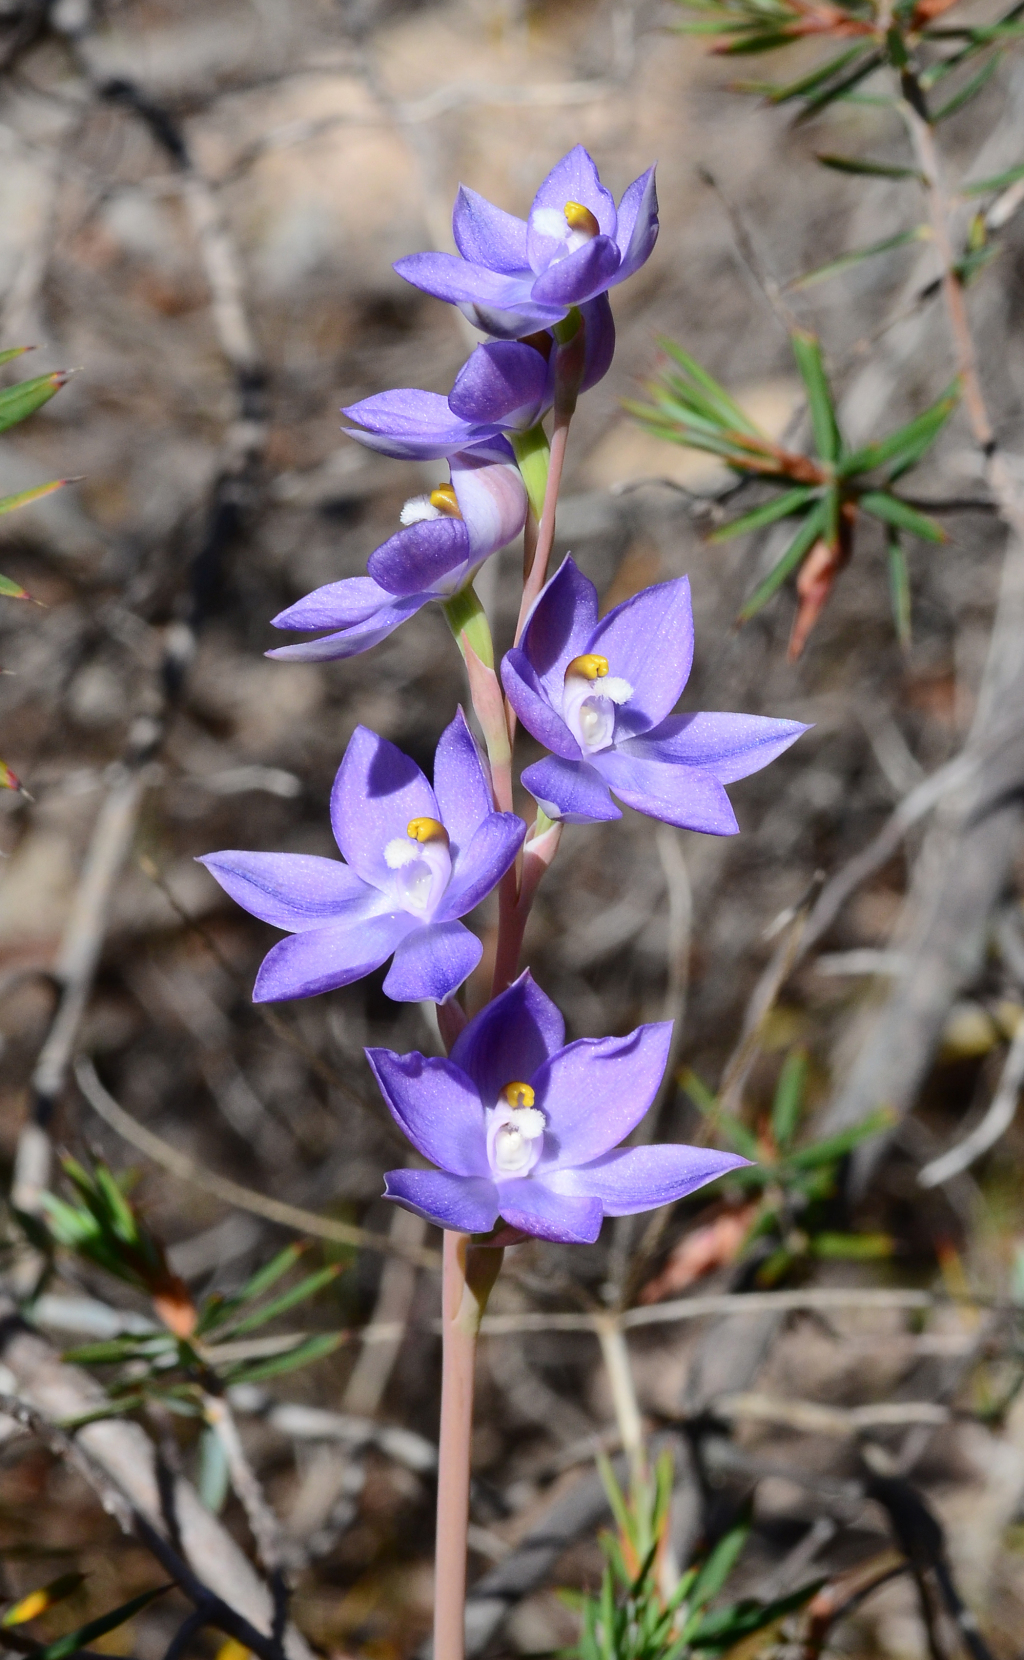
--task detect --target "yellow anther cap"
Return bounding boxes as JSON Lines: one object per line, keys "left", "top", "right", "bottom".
{"left": 566, "top": 653, "right": 609, "bottom": 681}
{"left": 564, "top": 201, "right": 600, "bottom": 237}
{"left": 429, "top": 483, "right": 461, "bottom": 516}
{"left": 406, "top": 816, "right": 449, "bottom": 845}
{"left": 501, "top": 1081, "right": 535, "bottom": 1109}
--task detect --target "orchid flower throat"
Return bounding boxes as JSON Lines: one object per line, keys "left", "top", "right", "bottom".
{"left": 383, "top": 816, "right": 452, "bottom": 916}
{"left": 532, "top": 199, "right": 601, "bottom": 258}
{"left": 562, "top": 652, "right": 634, "bottom": 755}
{"left": 487, "top": 1079, "right": 546, "bottom": 1178}
{"left": 399, "top": 482, "right": 463, "bottom": 527}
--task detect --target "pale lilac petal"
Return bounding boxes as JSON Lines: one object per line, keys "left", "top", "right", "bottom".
{"left": 579, "top": 294, "right": 615, "bottom": 394}
{"left": 366, "top": 1049, "right": 489, "bottom": 1176}
{"left": 625, "top": 712, "right": 810, "bottom": 783}
{"left": 266, "top": 593, "right": 428, "bottom": 661}
{"left": 452, "top": 185, "right": 530, "bottom": 274}
{"left": 520, "top": 556, "right": 599, "bottom": 704}
{"left": 342, "top": 389, "right": 488, "bottom": 460}
{"left": 382, "top": 920, "right": 481, "bottom": 1002}
{"left": 501, "top": 648, "right": 581, "bottom": 761}
{"left": 253, "top": 911, "right": 411, "bottom": 1002}
{"left": 528, "top": 146, "right": 617, "bottom": 274}
{"left": 592, "top": 751, "right": 739, "bottom": 834}
{"left": 530, "top": 237, "right": 621, "bottom": 308}
{"left": 520, "top": 756, "right": 620, "bottom": 823}
{"left": 495, "top": 1178, "right": 602, "bottom": 1244}
{"left": 533, "top": 1023, "right": 672, "bottom": 1171}
{"left": 394, "top": 251, "right": 536, "bottom": 311}
{"left": 197, "top": 851, "right": 370, "bottom": 932}
{"left": 367, "top": 518, "right": 469, "bottom": 598}
{"left": 545, "top": 1145, "right": 749, "bottom": 1215}
{"left": 384, "top": 1168, "right": 499, "bottom": 1233}
{"left": 448, "top": 341, "right": 551, "bottom": 429}
{"left": 435, "top": 812, "right": 525, "bottom": 922}
{"left": 449, "top": 971, "right": 564, "bottom": 1104}
{"left": 272, "top": 576, "right": 393, "bottom": 631}
{"left": 611, "top": 166, "right": 659, "bottom": 285}
{"left": 450, "top": 456, "right": 527, "bottom": 563}
{"left": 432, "top": 707, "right": 492, "bottom": 854}
{"left": 331, "top": 727, "right": 438, "bottom": 888}
{"left": 589, "top": 576, "right": 694, "bottom": 735}
{"left": 457, "top": 298, "right": 566, "bottom": 339}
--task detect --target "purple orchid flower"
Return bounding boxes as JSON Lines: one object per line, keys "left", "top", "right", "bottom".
{"left": 267, "top": 451, "right": 527, "bottom": 663}
{"left": 394, "top": 146, "right": 657, "bottom": 339}
{"left": 501, "top": 557, "right": 809, "bottom": 829}
{"left": 369, "top": 972, "right": 748, "bottom": 1244}
{"left": 198, "top": 710, "right": 525, "bottom": 1005}
{"left": 342, "top": 301, "right": 615, "bottom": 462}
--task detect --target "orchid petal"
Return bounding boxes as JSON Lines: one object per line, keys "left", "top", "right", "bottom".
{"left": 530, "top": 237, "right": 621, "bottom": 308}
{"left": 592, "top": 751, "right": 739, "bottom": 834}
{"left": 342, "top": 389, "right": 490, "bottom": 460}
{"left": 579, "top": 293, "right": 616, "bottom": 394}
{"left": 330, "top": 727, "right": 438, "bottom": 888}
{"left": 435, "top": 812, "right": 526, "bottom": 922}
{"left": 382, "top": 920, "right": 482, "bottom": 1002}
{"left": 449, "top": 971, "right": 564, "bottom": 1105}
{"left": 448, "top": 341, "right": 551, "bottom": 429}
{"left": 624, "top": 712, "right": 810, "bottom": 783}
{"left": 394, "top": 251, "right": 536, "bottom": 311}
{"left": 534, "top": 1023, "right": 672, "bottom": 1170}
{"left": 432, "top": 707, "right": 493, "bottom": 853}
{"left": 501, "top": 648, "right": 582, "bottom": 761}
{"left": 384, "top": 1168, "right": 499, "bottom": 1233}
{"left": 495, "top": 1178, "right": 603, "bottom": 1244}
{"left": 272, "top": 576, "right": 394, "bottom": 631}
{"left": 197, "top": 851, "right": 371, "bottom": 931}
{"left": 452, "top": 185, "right": 531, "bottom": 274}
{"left": 366, "top": 1049, "right": 489, "bottom": 1176}
{"left": 611, "top": 166, "right": 659, "bottom": 285}
{"left": 519, "top": 755, "right": 620, "bottom": 823}
{"left": 528, "top": 146, "right": 617, "bottom": 273}
{"left": 253, "top": 911, "right": 412, "bottom": 1002}
{"left": 546, "top": 1145, "right": 749, "bottom": 1215}
{"left": 519, "top": 556, "right": 600, "bottom": 704}
{"left": 457, "top": 298, "right": 566, "bottom": 339}
{"left": 450, "top": 455, "right": 528, "bottom": 563}
{"left": 265, "top": 592, "right": 429, "bottom": 661}
{"left": 367, "top": 518, "right": 470, "bottom": 598}
{"left": 589, "top": 576, "right": 694, "bottom": 735}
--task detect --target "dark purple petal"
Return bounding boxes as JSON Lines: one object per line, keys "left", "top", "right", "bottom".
{"left": 367, "top": 518, "right": 470, "bottom": 598}
{"left": 395, "top": 251, "right": 536, "bottom": 312}
{"left": 384, "top": 1167, "right": 499, "bottom": 1233}
{"left": 452, "top": 185, "right": 531, "bottom": 274}
{"left": 530, "top": 237, "right": 621, "bottom": 308}
{"left": 449, "top": 970, "right": 565, "bottom": 1105}
{"left": 589, "top": 577, "right": 694, "bottom": 735}
{"left": 592, "top": 751, "right": 739, "bottom": 834}
{"left": 366, "top": 1049, "right": 488, "bottom": 1176}
{"left": 253, "top": 911, "right": 411, "bottom": 1002}
{"left": 330, "top": 727, "right": 438, "bottom": 888}
{"left": 625, "top": 712, "right": 810, "bottom": 783}
{"left": 448, "top": 341, "right": 551, "bottom": 429}
{"left": 435, "top": 812, "right": 526, "bottom": 923}
{"left": 610, "top": 166, "right": 659, "bottom": 285}
{"left": 197, "top": 851, "right": 371, "bottom": 932}
{"left": 520, "top": 556, "right": 599, "bottom": 703}
{"left": 520, "top": 756, "right": 620, "bottom": 823}
{"left": 528, "top": 146, "right": 617, "bottom": 273}
{"left": 450, "top": 455, "right": 527, "bottom": 563}
{"left": 533, "top": 1023, "right": 673, "bottom": 1171}
{"left": 272, "top": 576, "right": 393, "bottom": 632}
{"left": 432, "top": 707, "right": 492, "bottom": 854}
{"left": 501, "top": 648, "right": 581, "bottom": 761}
{"left": 579, "top": 294, "right": 616, "bottom": 394}
{"left": 342, "top": 389, "right": 491, "bottom": 460}
{"left": 495, "top": 1178, "right": 603, "bottom": 1244}
{"left": 382, "top": 919, "right": 482, "bottom": 1002}
{"left": 546, "top": 1145, "right": 749, "bottom": 1215}
{"left": 265, "top": 592, "right": 429, "bottom": 662}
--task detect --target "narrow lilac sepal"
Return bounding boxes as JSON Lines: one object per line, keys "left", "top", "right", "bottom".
{"left": 579, "top": 294, "right": 616, "bottom": 394}
{"left": 531, "top": 236, "right": 621, "bottom": 308}
{"left": 518, "top": 556, "right": 599, "bottom": 700}
{"left": 447, "top": 341, "right": 550, "bottom": 428}
{"left": 520, "top": 756, "right": 621, "bottom": 823}
{"left": 382, "top": 920, "right": 482, "bottom": 1002}
{"left": 265, "top": 594, "right": 429, "bottom": 662}
{"left": 452, "top": 185, "right": 531, "bottom": 274}
{"left": 272, "top": 576, "right": 392, "bottom": 632}
{"left": 528, "top": 145, "right": 618, "bottom": 271}
{"left": 449, "top": 971, "right": 565, "bottom": 1102}
{"left": 435, "top": 813, "right": 526, "bottom": 923}
{"left": 366, "top": 1049, "right": 489, "bottom": 1177}
{"left": 534, "top": 1024, "right": 674, "bottom": 1171}
{"left": 593, "top": 751, "right": 739, "bottom": 835}
{"left": 611, "top": 166, "right": 659, "bottom": 284}
{"left": 383, "top": 1168, "right": 499, "bottom": 1233}
{"left": 627, "top": 712, "right": 810, "bottom": 783}
{"left": 590, "top": 576, "right": 694, "bottom": 735}
{"left": 197, "top": 851, "right": 370, "bottom": 931}
{"left": 394, "top": 250, "right": 535, "bottom": 311}
{"left": 331, "top": 727, "right": 439, "bottom": 889}
{"left": 495, "top": 1179, "right": 603, "bottom": 1244}
{"left": 501, "top": 649, "right": 582, "bottom": 761}
{"left": 546, "top": 1145, "right": 749, "bottom": 1215}
{"left": 432, "top": 707, "right": 493, "bottom": 853}
{"left": 341, "top": 388, "right": 491, "bottom": 461}
{"left": 367, "top": 518, "right": 469, "bottom": 598}
{"left": 253, "top": 910, "right": 411, "bottom": 1002}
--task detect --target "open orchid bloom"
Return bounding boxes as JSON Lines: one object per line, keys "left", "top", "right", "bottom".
{"left": 394, "top": 146, "right": 657, "bottom": 338}
{"left": 267, "top": 452, "right": 527, "bottom": 663}
{"left": 502, "top": 557, "right": 809, "bottom": 827}
{"left": 370, "top": 972, "right": 748, "bottom": 1244}
{"left": 198, "top": 712, "right": 525, "bottom": 1005}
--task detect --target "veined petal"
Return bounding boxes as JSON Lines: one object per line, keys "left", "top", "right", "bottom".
{"left": 519, "top": 556, "right": 600, "bottom": 704}
{"left": 589, "top": 576, "right": 694, "bottom": 735}
{"left": 253, "top": 911, "right": 412, "bottom": 1002}
{"left": 501, "top": 648, "right": 581, "bottom": 761}
{"left": 366, "top": 1049, "right": 489, "bottom": 1176}
{"left": 384, "top": 1167, "right": 499, "bottom": 1233}
{"left": 382, "top": 919, "right": 482, "bottom": 1002}
{"left": 611, "top": 166, "right": 659, "bottom": 285}
{"left": 433, "top": 707, "right": 493, "bottom": 854}
{"left": 272, "top": 576, "right": 394, "bottom": 631}
{"left": 530, "top": 237, "right": 621, "bottom": 308}
{"left": 624, "top": 712, "right": 810, "bottom": 783}
{"left": 435, "top": 812, "right": 526, "bottom": 922}
{"left": 449, "top": 971, "right": 565, "bottom": 1105}
{"left": 266, "top": 592, "right": 429, "bottom": 661}
{"left": 579, "top": 293, "right": 616, "bottom": 394}
{"left": 367, "top": 518, "right": 470, "bottom": 598}
{"left": 520, "top": 755, "right": 620, "bottom": 823}
{"left": 451, "top": 455, "right": 527, "bottom": 563}
{"left": 528, "top": 146, "right": 617, "bottom": 274}
{"left": 448, "top": 341, "right": 551, "bottom": 429}
{"left": 495, "top": 1178, "right": 602, "bottom": 1244}
{"left": 592, "top": 751, "right": 739, "bottom": 834}
{"left": 331, "top": 727, "right": 439, "bottom": 889}
{"left": 395, "top": 251, "right": 536, "bottom": 312}
{"left": 197, "top": 850, "right": 372, "bottom": 931}
{"left": 342, "top": 389, "right": 489, "bottom": 460}
{"left": 546, "top": 1145, "right": 749, "bottom": 1216}
{"left": 452, "top": 185, "right": 531, "bottom": 274}
{"left": 533, "top": 1023, "right": 672, "bottom": 1171}
{"left": 457, "top": 298, "right": 567, "bottom": 340}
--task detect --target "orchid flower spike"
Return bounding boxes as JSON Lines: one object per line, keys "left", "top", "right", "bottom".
{"left": 394, "top": 146, "right": 658, "bottom": 339}
{"left": 267, "top": 452, "right": 526, "bottom": 662}
{"left": 198, "top": 711, "right": 526, "bottom": 1005}
{"left": 370, "top": 972, "right": 748, "bottom": 1243}
{"left": 502, "top": 556, "right": 809, "bottom": 828}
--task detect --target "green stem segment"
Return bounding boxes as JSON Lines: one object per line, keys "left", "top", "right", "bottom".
{"left": 510, "top": 424, "right": 550, "bottom": 523}
{"left": 442, "top": 584, "right": 494, "bottom": 670}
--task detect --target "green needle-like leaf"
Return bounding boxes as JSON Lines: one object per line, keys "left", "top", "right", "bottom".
{"left": 840, "top": 382, "right": 958, "bottom": 477}
{"left": 817, "top": 153, "right": 922, "bottom": 180}
{"left": 0, "top": 573, "right": 31, "bottom": 600}
{"left": 0, "top": 479, "right": 67, "bottom": 518}
{"left": 795, "top": 48, "right": 885, "bottom": 120}
{"left": 686, "top": 1504, "right": 752, "bottom": 1617}
{"left": 221, "top": 1330, "right": 343, "bottom": 1385}
{"left": 34, "top": 1584, "right": 170, "bottom": 1660}
{"left": 735, "top": 43, "right": 865, "bottom": 102}
{"left": 961, "top": 158, "right": 1024, "bottom": 196}
{"left": 859, "top": 491, "right": 945, "bottom": 543}
{"left": 788, "top": 226, "right": 929, "bottom": 291}
{"left": 709, "top": 485, "right": 819, "bottom": 542}
{"left": 0, "top": 371, "right": 70, "bottom": 434}
{"left": 932, "top": 51, "right": 1002, "bottom": 121}
{"left": 218, "top": 1262, "right": 343, "bottom": 1337}
{"left": 787, "top": 1106, "right": 894, "bottom": 1169}
{"left": 0, "top": 345, "right": 34, "bottom": 368}
{"left": 196, "top": 1241, "right": 307, "bottom": 1334}
{"left": 888, "top": 532, "right": 912, "bottom": 649}
{"left": 771, "top": 1047, "right": 808, "bottom": 1151}
{"left": 791, "top": 331, "right": 841, "bottom": 462}
{"left": 737, "top": 499, "right": 828, "bottom": 621}
{"left": 2, "top": 1574, "right": 86, "bottom": 1627}
{"left": 657, "top": 339, "right": 764, "bottom": 435}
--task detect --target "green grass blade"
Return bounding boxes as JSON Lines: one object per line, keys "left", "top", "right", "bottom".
{"left": 888, "top": 532, "right": 912, "bottom": 649}
{"left": 788, "top": 226, "right": 928, "bottom": 291}
{"left": 817, "top": 153, "right": 921, "bottom": 180}
{"left": 35, "top": 1585, "right": 170, "bottom": 1660}
{"left": 738, "top": 499, "right": 828, "bottom": 622}
{"left": 221, "top": 1331, "right": 343, "bottom": 1385}
{"left": 859, "top": 491, "right": 945, "bottom": 543}
{"left": 0, "top": 371, "right": 70, "bottom": 435}
{"left": 219, "top": 1263, "right": 343, "bottom": 1337}
{"left": 961, "top": 158, "right": 1024, "bottom": 196}
{"left": 771, "top": 1047, "right": 808, "bottom": 1150}
{"left": 709, "top": 485, "right": 818, "bottom": 542}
